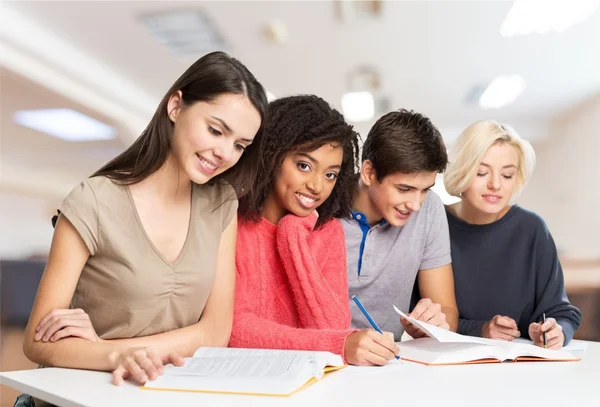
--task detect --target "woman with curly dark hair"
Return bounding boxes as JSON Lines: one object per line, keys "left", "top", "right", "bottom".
{"left": 229, "top": 95, "right": 399, "bottom": 366}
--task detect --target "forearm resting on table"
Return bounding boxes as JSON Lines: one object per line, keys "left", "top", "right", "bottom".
{"left": 24, "top": 317, "right": 229, "bottom": 368}
{"left": 23, "top": 336, "right": 123, "bottom": 371}
{"left": 106, "top": 319, "right": 231, "bottom": 358}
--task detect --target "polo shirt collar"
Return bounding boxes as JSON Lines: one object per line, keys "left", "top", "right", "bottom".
{"left": 351, "top": 211, "right": 388, "bottom": 227}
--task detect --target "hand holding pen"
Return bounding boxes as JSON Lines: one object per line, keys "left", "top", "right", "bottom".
{"left": 528, "top": 313, "right": 565, "bottom": 350}
{"left": 343, "top": 296, "right": 400, "bottom": 366}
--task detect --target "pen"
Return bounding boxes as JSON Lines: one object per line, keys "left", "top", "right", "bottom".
{"left": 542, "top": 313, "right": 547, "bottom": 348}
{"left": 351, "top": 295, "right": 400, "bottom": 360}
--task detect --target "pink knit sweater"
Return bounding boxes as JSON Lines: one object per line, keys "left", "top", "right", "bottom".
{"left": 229, "top": 213, "right": 355, "bottom": 357}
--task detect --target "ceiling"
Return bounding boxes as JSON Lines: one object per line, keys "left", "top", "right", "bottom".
{"left": 1, "top": 0, "right": 599, "bottom": 200}
{"left": 1, "top": 68, "right": 125, "bottom": 193}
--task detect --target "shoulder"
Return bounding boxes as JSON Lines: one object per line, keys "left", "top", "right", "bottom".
{"left": 195, "top": 181, "right": 239, "bottom": 230}
{"left": 71, "top": 176, "right": 127, "bottom": 204}
{"left": 413, "top": 190, "right": 447, "bottom": 229}
{"left": 237, "top": 218, "right": 270, "bottom": 243}
{"left": 85, "top": 175, "right": 118, "bottom": 190}
{"left": 63, "top": 176, "right": 118, "bottom": 207}
{"left": 196, "top": 180, "right": 237, "bottom": 204}
{"left": 238, "top": 218, "right": 259, "bottom": 233}
{"left": 316, "top": 218, "right": 344, "bottom": 236}
{"left": 338, "top": 215, "right": 359, "bottom": 232}
{"left": 423, "top": 190, "right": 444, "bottom": 212}
{"left": 59, "top": 177, "right": 121, "bottom": 254}
{"left": 513, "top": 206, "right": 547, "bottom": 229}
{"left": 444, "top": 203, "right": 465, "bottom": 228}
{"left": 510, "top": 206, "right": 560, "bottom": 263}
{"left": 313, "top": 219, "right": 345, "bottom": 250}
{"left": 512, "top": 206, "right": 552, "bottom": 240}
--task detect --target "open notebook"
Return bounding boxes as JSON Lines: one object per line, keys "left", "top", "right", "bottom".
{"left": 142, "top": 347, "right": 345, "bottom": 397}
{"left": 393, "top": 305, "right": 580, "bottom": 365}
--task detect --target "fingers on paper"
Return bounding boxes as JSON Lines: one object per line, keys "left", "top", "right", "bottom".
{"left": 409, "top": 298, "right": 433, "bottom": 320}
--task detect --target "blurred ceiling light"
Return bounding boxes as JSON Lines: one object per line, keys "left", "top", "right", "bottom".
{"left": 140, "top": 10, "right": 227, "bottom": 57}
{"left": 0, "top": 2, "right": 152, "bottom": 140}
{"left": 341, "top": 91, "right": 375, "bottom": 122}
{"left": 264, "top": 19, "right": 288, "bottom": 44}
{"left": 14, "top": 109, "right": 116, "bottom": 142}
{"left": 501, "top": 0, "right": 600, "bottom": 36}
{"left": 266, "top": 91, "right": 277, "bottom": 102}
{"left": 479, "top": 75, "right": 527, "bottom": 109}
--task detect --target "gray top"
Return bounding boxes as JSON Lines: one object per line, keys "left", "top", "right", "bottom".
{"left": 341, "top": 191, "right": 452, "bottom": 340}
{"left": 446, "top": 205, "right": 581, "bottom": 344}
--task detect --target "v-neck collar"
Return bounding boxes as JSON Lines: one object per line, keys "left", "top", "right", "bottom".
{"left": 125, "top": 184, "right": 195, "bottom": 268}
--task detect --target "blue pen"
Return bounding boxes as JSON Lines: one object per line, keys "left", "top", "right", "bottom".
{"left": 352, "top": 295, "right": 400, "bottom": 360}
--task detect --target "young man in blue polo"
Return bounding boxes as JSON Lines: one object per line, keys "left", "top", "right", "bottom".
{"left": 342, "top": 109, "right": 458, "bottom": 345}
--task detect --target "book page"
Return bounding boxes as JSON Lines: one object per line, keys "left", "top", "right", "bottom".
{"left": 399, "top": 338, "right": 508, "bottom": 364}
{"left": 513, "top": 338, "right": 588, "bottom": 353}
{"left": 431, "top": 330, "right": 577, "bottom": 360}
{"left": 168, "top": 354, "right": 309, "bottom": 379}
{"left": 392, "top": 306, "right": 579, "bottom": 363}
{"left": 144, "top": 348, "right": 344, "bottom": 396}
{"left": 191, "top": 347, "right": 343, "bottom": 377}
{"left": 505, "top": 341, "right": 578, "bottom": 360}
{"left": 393, "top": 305, "right": 488, "bottom": 344}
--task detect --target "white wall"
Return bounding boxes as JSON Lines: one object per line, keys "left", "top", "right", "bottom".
{"left": 519, "top": 95, "right": 600, "bottom": 260}
{"left": 0, "top": 192, "right": 57, "bottom": 259}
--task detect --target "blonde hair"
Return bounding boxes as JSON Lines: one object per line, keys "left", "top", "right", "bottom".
{"left": 444, "top": 120, "right": 536, "bottom": 204}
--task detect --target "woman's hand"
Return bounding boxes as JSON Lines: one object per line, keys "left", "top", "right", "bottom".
{"left": 344, "top": 329, "right": 399, "bottom": 366}
{"left": 111, "top": 347, "right": 185, "bottom": 386}
{"left": 35, "top": 308, "right": 101, "bottom": 343}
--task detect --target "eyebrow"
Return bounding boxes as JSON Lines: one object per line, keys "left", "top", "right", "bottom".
{"left": 297, "top": 152, "right": 341, "bottom": 170}
{"left": 396, "top": 182, "right": 436, "bottom": 191}
{"left": 211, "top": 116, "right": 253, "bottom": 143}
{"left": 480, "top": 162, "right": 517, "bottom": 169}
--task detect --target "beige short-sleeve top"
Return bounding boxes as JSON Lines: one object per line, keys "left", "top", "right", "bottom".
{"left": 59, "top": 175, "right": 237, "bottom": 339}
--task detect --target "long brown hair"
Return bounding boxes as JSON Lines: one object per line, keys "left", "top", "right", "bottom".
{"left": 92, "top": 51, "right": 268, "bottom": 198}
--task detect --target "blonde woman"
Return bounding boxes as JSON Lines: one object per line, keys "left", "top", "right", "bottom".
{"left": 444, "top": 120, "right": 581, "bottom": 349}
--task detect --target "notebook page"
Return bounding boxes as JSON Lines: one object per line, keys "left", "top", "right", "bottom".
{"left": 452, "top": 335, "right": 578, "bottom": 360}
{"left": 505, "top": 341, "right": 577, "bottom": 360}
{"left": 513, "top": 337, "right": 588, "bottom": 353}
{"left": 393, "top": 305, "right": 488, "bottom": 345}
{"left": 399, "top": 338, "right": 508, "bottom": 364}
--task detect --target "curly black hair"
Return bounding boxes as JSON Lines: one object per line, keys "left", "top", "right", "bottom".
{"left": 238, "top": 95, "right": 360, "bottom": 228}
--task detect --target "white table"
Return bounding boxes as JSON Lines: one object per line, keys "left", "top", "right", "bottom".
{"left": 2, "top": 340, "right": 598, "bottom": 407}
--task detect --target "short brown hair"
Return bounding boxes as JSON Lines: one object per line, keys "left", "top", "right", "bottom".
{"left": 361, "top": 109, "right": 447, "bottom": 181}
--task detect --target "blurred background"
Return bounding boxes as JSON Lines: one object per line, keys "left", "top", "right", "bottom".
{"left": 1, "top": 0, "right": 599, "bottom": 404}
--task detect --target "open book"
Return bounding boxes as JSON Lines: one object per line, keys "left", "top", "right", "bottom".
{"left": 142, "top": 347, "right": 345, "bottom": 396}
{"left": 393, "top": 305, "right": 580, "bottom": 365}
